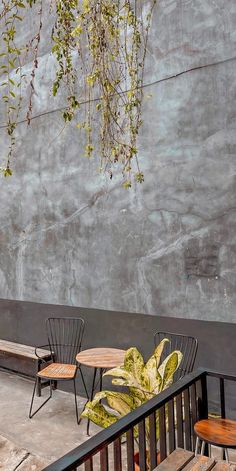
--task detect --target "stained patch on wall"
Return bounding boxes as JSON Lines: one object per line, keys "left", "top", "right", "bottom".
{"left": 185, "top": 238, "right": 219, "bottom": 278}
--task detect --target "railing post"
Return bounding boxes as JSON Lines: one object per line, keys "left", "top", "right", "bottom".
{"left": 220, "top": 378, "right": 226, "bottom": 419}
{"left": 113, "top": 437, "right": 122, "bottom": 471}
{"left": 138, "top": 420, "right": 147, "bottom": 471}
{"left": 159, "top": 406, "right": 167, "bottom": 462}
{"left": 199, "top": 373, "right": 209, "bottom": 456}
{"left": 127, "top": 428, "right": 135, "bottom": 471}
{"left": 199, "top": 373, "right": 208, "bottom": 420}
{"left": 149, "top": 412, "right": 157, "bottom": 469}
{"left": 220, "top": 378, "right": 226, "bottom": 460}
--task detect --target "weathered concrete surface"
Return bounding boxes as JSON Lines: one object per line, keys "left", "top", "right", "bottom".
{"left": 0, "top": 435, "right": 28, "bottom": 471}
{"left": 0, "top": 1, "right": 236, "bottom": 322}
{"left": 0, "top": 370, "right": 96, "bottom": 464}
{"left": 0, "top": 370, "right": 124, "bottom": 470}
{"left": 0, "top": 435, "right": 47, "bottom": 470}
{"left": 16, "top": 455, "right": 48, "bottom": 471}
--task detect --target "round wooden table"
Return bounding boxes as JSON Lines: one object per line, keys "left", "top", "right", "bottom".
{"left": 76, "top": 347, "right": 126, "bottom": 434}
{"left": 194, "top": 418, "right": 236, "bottom": 462}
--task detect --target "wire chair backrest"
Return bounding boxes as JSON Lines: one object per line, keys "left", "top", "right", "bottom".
{"left": 154, "top": 331, "right": 198, "bottom": 381}
{"left": 46, "top": 317, "right": 85, "bottom": 365}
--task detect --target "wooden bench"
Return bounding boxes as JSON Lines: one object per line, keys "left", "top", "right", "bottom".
{"left": 155, "top": 449, "right": 236, "bottom": 470}
{"left": 0, "top": 339, "right": 52, "bottom": 396}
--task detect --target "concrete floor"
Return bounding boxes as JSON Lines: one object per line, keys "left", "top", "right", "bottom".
{"left": 0, "top": 370, "right": 100, "bottom": 466}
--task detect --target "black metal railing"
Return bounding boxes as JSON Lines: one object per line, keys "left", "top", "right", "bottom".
{"left": 42, "top": 369, "right": 236, "bottom": 471}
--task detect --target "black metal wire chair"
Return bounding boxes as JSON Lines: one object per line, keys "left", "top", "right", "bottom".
{"left": 154, "top": 331, "right": 198, "bottom": 381}
{"left": 29, "top": 317, "right": 88, "bottom": 424}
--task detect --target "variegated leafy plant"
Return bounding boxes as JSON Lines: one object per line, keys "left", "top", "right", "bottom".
{"left": 82, "top": 339, "right": 183, "bottom": 440}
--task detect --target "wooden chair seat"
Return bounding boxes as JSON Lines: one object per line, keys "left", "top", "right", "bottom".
{"left": 37, "top": 363, "right": 77, "bottom": 380}
{"left": 194, "top": 419, "right": 236, "bottom": 448}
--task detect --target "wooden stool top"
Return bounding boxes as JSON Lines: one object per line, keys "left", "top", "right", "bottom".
{"left": 194, "top": 419, "right": 236, "bottom": 448}
{"left": 76, "top": 347, "right": 126, "bottom": 368}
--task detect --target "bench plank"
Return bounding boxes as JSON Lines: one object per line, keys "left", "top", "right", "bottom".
{"left": 183, "top": 455, "right": 215, "bottom": 470}
{"left": 212, "top": 463, "right": 236, "bottom": 471}
{"left": 154, "top": 449, "right": 194, "bottom": 470}
{"left": 155, "top": 450, "right": 235, "bottom": 471}
{"left": 0, "top": 340, "right": 51, "bottom": 359}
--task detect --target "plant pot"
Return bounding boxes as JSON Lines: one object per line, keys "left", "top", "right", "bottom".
{"left": 134, "top": 450, "right": 161, "bottom": 470}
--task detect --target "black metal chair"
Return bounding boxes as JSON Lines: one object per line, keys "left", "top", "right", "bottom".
{"left": 154, "top": 331, "right": 198, "bottom": 381}
{"left": 29, "top": 317, "right": 88, "bottom": 424}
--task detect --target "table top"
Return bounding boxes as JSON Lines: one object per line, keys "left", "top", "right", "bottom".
{"left": 76, "top": 347, "right": 126, "bottom": 368}
{"left": 194, "top": 418, "right": 236, "bottom": 448}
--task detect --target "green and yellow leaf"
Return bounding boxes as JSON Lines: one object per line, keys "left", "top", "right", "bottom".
{"left": 81, "top": 402, "right": 118, "bottom": 428}
{"left": 158, "top": 350, "right": 183, "bottom": 390}
{"left": 124, "top": 347, "right": 144, "bottom": 384}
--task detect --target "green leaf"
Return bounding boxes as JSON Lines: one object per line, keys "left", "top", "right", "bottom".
{"left": 154, "top": 338, "right": 170, "bottom": 369}
{"left": 3, "top": 167, "right": 13, "bottom": 177}
{"left": 129, "top": 387, "right": 145, "bottom": 406}
{"left": 124, "top": 347, "right": 144, "bottom": 384}
{"left": 141, "top": 339, "right": 169, "bottom": 392}
{"left": 142, "top": 361, "right": 163, "bottom": 393}
{"left": 104, "top": 367, "right": 139, "bottom": 388}
{"left": 104, "top": 391, "right": 135, "bottom": 416}
{"left": 81, "top": 401, "right": 118, "bottom": 428}
{"left": 158, "top": 351, "right": 183, "bottom": 390}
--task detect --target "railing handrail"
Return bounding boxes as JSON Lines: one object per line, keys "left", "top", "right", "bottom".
{"left": 42, "top": 368, "right": 206, "bottom": 471}
{"left": 204, "top": 369, "right": 236, "bottom": 382}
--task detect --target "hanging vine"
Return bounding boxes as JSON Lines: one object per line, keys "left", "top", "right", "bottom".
{"left": 0, "top": 0, "right": 156, "bottom": 186}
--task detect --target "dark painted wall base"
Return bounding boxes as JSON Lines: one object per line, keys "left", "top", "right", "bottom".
{"left": 0, "top": 298, "right": 235, "bottom": 414}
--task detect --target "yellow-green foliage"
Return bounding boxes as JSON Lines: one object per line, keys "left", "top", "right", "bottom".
{"left": 82, "top": 339, "right": 183, "bottom": 431}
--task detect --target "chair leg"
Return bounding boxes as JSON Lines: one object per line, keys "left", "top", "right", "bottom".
{"left": 78, "top": 366, "right": 89, "bottom": 400}
{"left": 87, "top": 367, "right": 97, "bottom": 436}
{"left": 29, "top": 379, "right": 52, "bottom": 419}
{"left": 73, "top": 378, "right": 81, "bottom": 425}
{"left": 195, "top": 437, "right": 200, "bottom": 456}
{"left": 99, "top": 368, "right": 104, "bottom": 392}
{"left": 224, "top": 448, "right": 229, "bottom": 463}
{"left": 36, "top": 361, "right": 41, "bottom": 397}
{"left": 201, "top": 441, "right": 206, "bottom": 455}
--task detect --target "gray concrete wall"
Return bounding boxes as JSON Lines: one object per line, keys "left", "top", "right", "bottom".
{"left": 0, "top": 1, "right": 236, "bottom": 322}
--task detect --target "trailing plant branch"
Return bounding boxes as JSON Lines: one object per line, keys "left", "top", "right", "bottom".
{"left": 0, "top": 0, "right": 156, "bottom": 185}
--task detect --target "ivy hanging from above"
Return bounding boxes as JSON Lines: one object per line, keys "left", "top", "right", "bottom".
{"left": 0, "top": 0, "right": 156, "bottom": 187}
